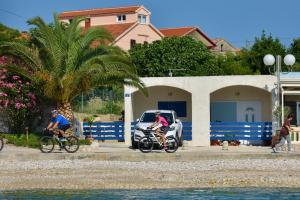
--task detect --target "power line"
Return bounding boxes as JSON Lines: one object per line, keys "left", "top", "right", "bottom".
{"left": 0, "top": 8, "right": 23, "bottom": 19}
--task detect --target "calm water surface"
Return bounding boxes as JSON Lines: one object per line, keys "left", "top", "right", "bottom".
{"left": 1, "top": 188, "right": 300, "bottom": 200}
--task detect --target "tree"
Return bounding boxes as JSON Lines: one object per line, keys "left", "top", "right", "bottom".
{"left": 288, "top": 38, "right": 300, "bottom": 71}
{"left": 0, "top": 15, "right": 145, "bottom": 121}
{"left": 129, "top": 36, "right": 222, "bottom": 77}
{"left": 216, "top": 52, "right": 253, "bottom": 75}
{"left": 0, "top": 23, "right": 21, "bottom": 43}
{"left": 289, "top": 38, "right": 300, "bottom": 62}
{"left": 244, "top": 31, "right": 286, "bottom": 74}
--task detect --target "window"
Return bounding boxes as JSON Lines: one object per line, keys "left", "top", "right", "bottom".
{"left": 130, "top": 39, "right": 136, "bottom": 49}
{"left": 117, "top": 15, "right": 126, "bottom": 22}
{"left": 140, "top": 112, "right": 174, "bottom": 124}
{"left": 69, "top": 19, "right": 73, "bottom": 24}
{"left": 220, "top": 44, "right": 224, "bottom": 52}
{"left": 138, "top": 14, "right": 147, "bottom": 24}
{"left": 158, "top": 101, "right": 187, "bottom": 118}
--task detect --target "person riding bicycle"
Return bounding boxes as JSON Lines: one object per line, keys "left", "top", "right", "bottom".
{"left": 148, "top": 111, "right": 169, "bottom": 149}
{"left": 46, "top": 110, "right": 70, "bottom": 137}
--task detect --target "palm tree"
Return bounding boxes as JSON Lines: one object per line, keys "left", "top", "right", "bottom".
{"left": 0, "top": 14, "right": 145, "bottom": 121}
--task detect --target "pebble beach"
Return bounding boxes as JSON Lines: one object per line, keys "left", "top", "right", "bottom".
{"left": 1, "top": 145, "right": 300, "bottom": 190}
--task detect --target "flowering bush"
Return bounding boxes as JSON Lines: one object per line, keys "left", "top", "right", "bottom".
{"left": 0, "top": 67, "right": 38, "bottom": 133}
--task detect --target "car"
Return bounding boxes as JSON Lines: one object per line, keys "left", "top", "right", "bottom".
{"left": 132, "top": 110, "right": 183, "bottom": 148}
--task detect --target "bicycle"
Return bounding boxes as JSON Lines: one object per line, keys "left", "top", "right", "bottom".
{"left": 137, "top": 127, "right": 178, "bottom": 153}
{"left": 39, "top": 130, "right": 80, "bottom": 153}
{"left": 0, "top": 137, "right": 3, "bottom": 152}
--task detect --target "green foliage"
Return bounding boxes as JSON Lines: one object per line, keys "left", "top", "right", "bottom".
{"left": 74, "top": 97, "right": 122, "bottom": 115}
{"left": 129, "top": 36, "right": 222, "bottom": 77}
{"left": 288, "top": 38, "right": 300, "bottom": 71}
{"left": 0, "top": 133, "right": 41, "bottom": 148}
{"left": 243, "top": 31, "right": 286, "bottom": 74}
{"left": 0, "top": 23, "right": 20, "bottom": 43}
{"left": 216, "top": 53, "right": 253, "bottom": 75}
{"left": 0, "top": 14, "right": 145, "bottom": 108}
{"left": 83, "top": 116, "right": 95, "bottom": 126}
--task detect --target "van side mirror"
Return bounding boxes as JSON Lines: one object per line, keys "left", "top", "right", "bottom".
{"left": 175, "top": 119, "right": 180, "bottom": 123}
{"left": 136, "top": 118, "right": 139, "bottom": 122}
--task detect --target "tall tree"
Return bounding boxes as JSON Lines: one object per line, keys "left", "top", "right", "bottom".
{"left": 0, "top": 23, "right": 20, "bottom": 43}
{"left": 0, "top": 15, "right": 145, "bottom": 121}
{"left": 244, "top": 31, "right": 286, "bottom": 74}
{"left": 129, "top": 36, "right": 222, "bottom": 77}
{"left": 289, "top": 38, "right": 300, "bottom": 63}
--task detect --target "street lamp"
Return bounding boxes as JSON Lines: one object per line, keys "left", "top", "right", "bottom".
{"left": 263, "top": 54, "right": 296, "bottom": 128}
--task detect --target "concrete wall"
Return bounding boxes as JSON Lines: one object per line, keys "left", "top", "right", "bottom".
{"left": 132, "top": 86, "right": 192, "bottom": 121}
{"left": 115, "top": 24, "right": 162, "bottom": 51}
{"left": 124, "top": 75, "right": 277, "bottom": 147}
{"left": 91, "top": 14, "right": 137, "bottom": 26}
{"left": 210, "top": 85, "right": 272, "bottom": 121}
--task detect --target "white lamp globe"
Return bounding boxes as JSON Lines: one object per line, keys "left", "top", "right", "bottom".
{"left": 284, "top": 54, "right": 296, "bottom": 66}
{"left": 263, "top": 54, "right": 275, "bottom": 66}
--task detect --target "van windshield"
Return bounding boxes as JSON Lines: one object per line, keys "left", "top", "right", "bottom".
{"left": 140, "top": 113, "right": 174, "bottom": 124}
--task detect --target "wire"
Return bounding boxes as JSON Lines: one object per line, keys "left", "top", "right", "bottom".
{"left": 0, "top": 8, "right": 23, "bottom": 19}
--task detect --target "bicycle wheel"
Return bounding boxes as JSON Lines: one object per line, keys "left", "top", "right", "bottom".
{"left": 165, "top": 136, "right": 178, "bottom": 153}
{"left": 39, "top": 136, "right": 55, "bottom": 153}
{"left": 138, "top": 136, "right": 153, "bottom": 153}
{"left": 0, "top": 138, "right": 4, "bottom": 152}
{"left": 64, "top": 136, "right": 80, "bottom": 153}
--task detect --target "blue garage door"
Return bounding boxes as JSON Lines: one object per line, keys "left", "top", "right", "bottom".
{"left": 158, "top": 101, "right": 187, "bottom": 117}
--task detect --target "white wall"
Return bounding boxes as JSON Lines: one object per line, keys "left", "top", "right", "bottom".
{"left": 124, "top": 75, "right": 276, "bottom": 146}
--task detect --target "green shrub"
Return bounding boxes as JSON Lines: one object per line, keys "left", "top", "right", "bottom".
{"left": 0, "top": 133, "right": 41, "bottom": 148}
{"left": 1, "top": 133, "right": 90, "bottom": 148}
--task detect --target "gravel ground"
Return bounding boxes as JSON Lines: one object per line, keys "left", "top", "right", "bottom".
{"left": 1, "top": 158, "right": 300, "bottom": 190}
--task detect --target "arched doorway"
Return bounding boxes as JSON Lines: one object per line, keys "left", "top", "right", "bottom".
{"left": 210, "top": 85, "right": 272, "bottom": 145}
{"left": 132, "top": 85, "right": 192, "bottom": 122}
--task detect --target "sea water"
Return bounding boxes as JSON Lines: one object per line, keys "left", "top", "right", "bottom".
{"left": 1, "top": 188, "right": 300, "bottom": 199}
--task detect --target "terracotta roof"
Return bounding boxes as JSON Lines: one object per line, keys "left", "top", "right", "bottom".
{"left": 60, "top": 5, "right": 141, "bottom": 19}
{"left": 93, "top": 23, "right": 135, "bottom": 39}
{"left": 159, "top": 27, "right": 195, "bottom": 37}
{"left": 159, "top": 26, "right": 216, "bottom": 47}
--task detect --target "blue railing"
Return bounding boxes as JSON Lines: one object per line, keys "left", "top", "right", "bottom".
{"left": 210, "top": 122, "right": 272, "bottom": 141}
{"left": 83, "top": 121, "right": 193, "bottom": 141}
{"left": 83, "top": 121, "right": 124, "bottom": 140}
{"left": 131, "top": 121, "right": 192, "bottom": 141}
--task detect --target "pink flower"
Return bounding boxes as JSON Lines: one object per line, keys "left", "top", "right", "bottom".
{"left": 18, "top": 80, "right": 22, "bottom": 84}
{"left": 0, "top": 92, "right": 7, "bottom": 97}
{"left": 4, "top": 100, "right": 9, "bottom": 108}
{"left": 15, "top": 102, "right": 22, "bottom": 109}
{"left": 12, "top": 75, "right": 20, "bottom": 80}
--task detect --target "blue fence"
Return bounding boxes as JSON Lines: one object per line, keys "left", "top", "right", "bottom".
{"left": 131, "top": 121, "right": 192, "bottom": 141}
{"left": 83, "top": 121, "right": 193, "bottom": 141}
{"left": 83, "top": 121, "right": 124, "bottom": 140}
{"left": 210, "top": 122, "right": 272, "bottom": 141}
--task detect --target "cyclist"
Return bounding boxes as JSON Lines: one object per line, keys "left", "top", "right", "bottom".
{"left": 149, "top": 111, "right": 169, "bottom": 149}
{"left": 46, "top": 110, "right": 70, "bottom": 137}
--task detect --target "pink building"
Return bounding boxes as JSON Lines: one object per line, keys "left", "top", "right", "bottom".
{"left": 59, "top": 5, "right": 215, "bottom": 51}
{"left": 59, "top": 5, "right": 164, "bottom": 51}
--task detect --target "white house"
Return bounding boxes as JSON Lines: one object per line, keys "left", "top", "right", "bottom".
{"left": 124, "top": 75, "right": 280, "bottom": 146}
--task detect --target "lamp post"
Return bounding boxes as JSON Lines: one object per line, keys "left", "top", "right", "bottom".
{"left": 263, "top": 54, "right": 296, "bottom": 128}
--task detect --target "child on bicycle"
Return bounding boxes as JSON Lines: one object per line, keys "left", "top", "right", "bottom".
{"left": 45, "top": 110, "right": 70, "bottom": 137}
{"left": 148, "top": 111, "right": 169, "bottom": 150}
